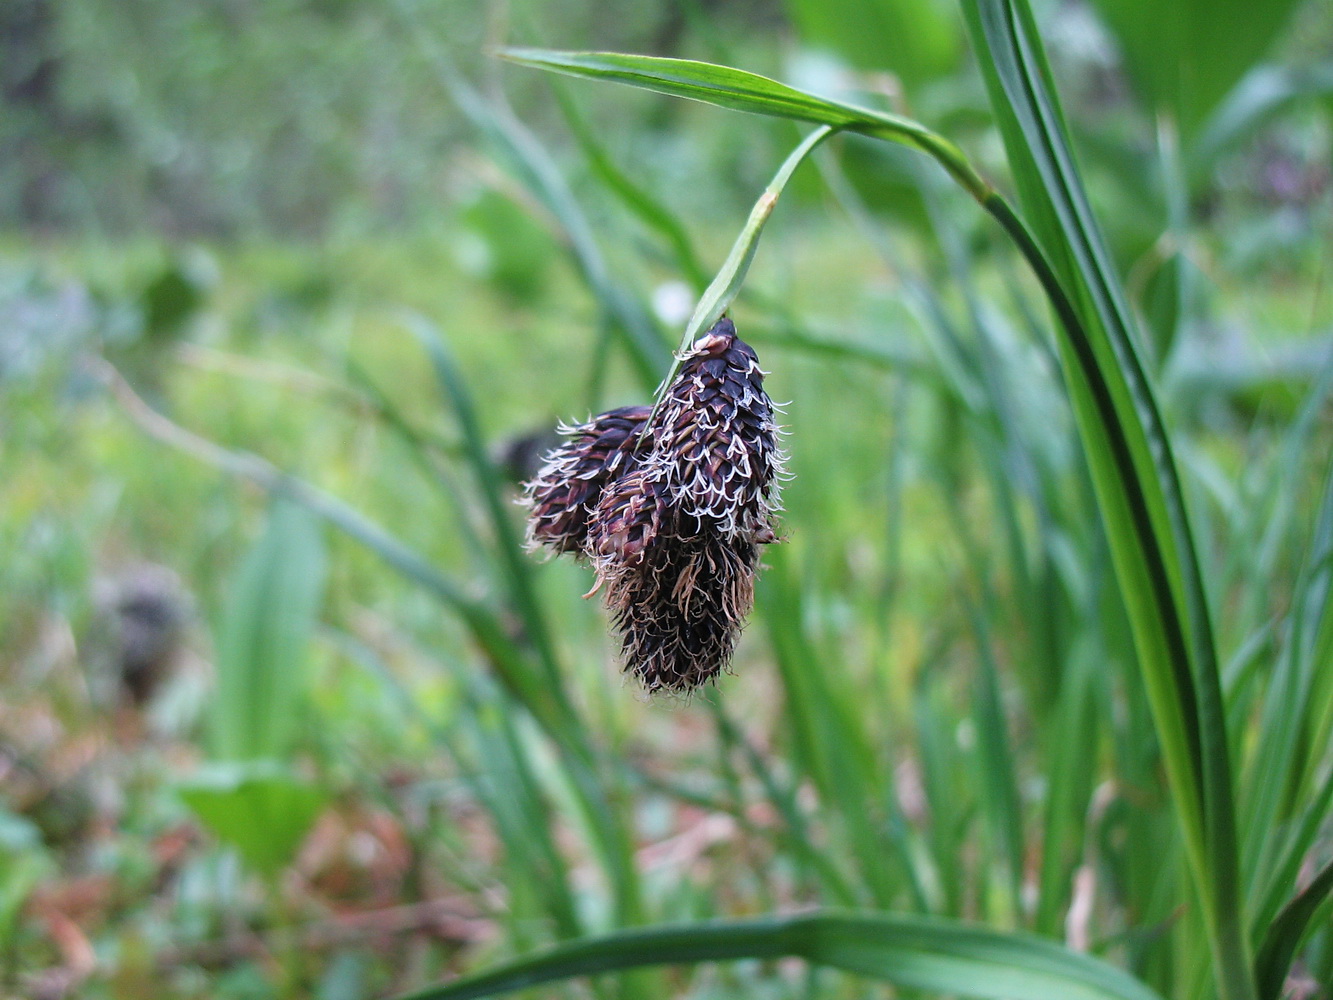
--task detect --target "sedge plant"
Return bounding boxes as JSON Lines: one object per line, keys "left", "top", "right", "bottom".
{"left": 378, "top": 0, "right": 1332, "bottom": 998}
{"left": 98, "top": 0, "right": 1331, "bottom": 995}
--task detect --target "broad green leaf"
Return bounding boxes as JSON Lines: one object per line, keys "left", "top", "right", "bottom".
{"left": 784, "top": 0, "right": 961, "bottom": 84}
{"left": 213, "top": 499, "right": 326, "bottom": 761}
{"left": 390, "top": 912, "right": 1165, "bottom": 1000}
{"left": 1087, "top": 0, "right": 1304, "bottom": 136}
{"left": 1190, "top": 59, "right": 1333, "bottom": 180}
{"left": 179, "top": 760, "right": 328, "bottom": 878}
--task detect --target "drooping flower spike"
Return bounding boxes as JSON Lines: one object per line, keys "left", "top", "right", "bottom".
{"left": 646, "top": 317, "right": 785, "bottom": 540}
{"left": 522, "top": 318, "right": 784, "bottom": 691}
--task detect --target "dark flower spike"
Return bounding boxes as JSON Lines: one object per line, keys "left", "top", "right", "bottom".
{"left": 522, "top": 405, "right": 651, "bottom": 557}
{"left": 521, "top": 316, "right": 785, "bottom": 692}
{"left": 647, "top": 317, "right": 786, "bottom": 539}
{"left": 602, "top": 521, "right": 760, "bottom": 692}
{"left": 591, "top": 467, "right": 670, "bottom": 568}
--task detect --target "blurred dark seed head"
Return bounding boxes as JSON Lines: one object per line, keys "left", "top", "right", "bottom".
{"left": 522, "top": 405, "right": 651, "bottom": 558}
{"left": 494, "top": 426, "right": 563, "bottom": 487}
{"left": 521, "top": 317, "right": 783, "bottom": 692}
{"left": 93, "top": 563, "right": 189, "bottom": 706}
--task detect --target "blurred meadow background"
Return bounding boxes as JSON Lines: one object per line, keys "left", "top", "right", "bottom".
{"left": 2, "top": 0, "right": 1332, "bottom": 998}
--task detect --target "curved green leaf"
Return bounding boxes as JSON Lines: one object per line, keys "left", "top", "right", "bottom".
{"left": 960, "top": 0, "right": 1248, "bottom": 994}
{"left": 1255, "top": 857, "right": 1333, "bottom": 1000}
{"left": 652, "top": 124, "right": 834, "bottom": 407}
{"left": 392, "top": 912, "right": 1165, "bottom": 1000}
{"left": 499, "top": 49, "right": 991, "bottom": 201}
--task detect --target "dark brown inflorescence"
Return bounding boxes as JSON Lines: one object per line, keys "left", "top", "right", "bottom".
{"left": 522, "top": 317, "right": 784, "bottom": 692}
{"left": 524, "top": 405, "right": 651, "bottom": 557}
{"left": 646, "top": 319, "right": 784, "bottom": 540}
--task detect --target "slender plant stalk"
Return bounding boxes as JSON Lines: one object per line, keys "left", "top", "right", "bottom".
{"left": 644, "top": 123, "right": 836, "bottom": 427}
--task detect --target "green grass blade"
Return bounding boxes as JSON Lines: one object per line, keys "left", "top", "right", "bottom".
{"left": 212, "top": 499, "right": 327, "bottom": 761}
{"left": 501, "top": 48, "right": 915, "bottom": 130}
{"left": 405, "top": 315, "right": 565, "bottom": 694}
{"left": 966, "top": 597, "right": 1026, "bottom": 920}
{"left": 960, "top": 0, "right": 1248, "bottom": 992}
{"left": 760, "top": 550, "right": 900, "bottom": 907}
{"left": 99, "top": 357, "right": 571, "bottom": 737}
{"left": 913, "top": 659, "right": 970, "bottom": 917}
{"left": 1286, "top": 452, "right": 1333, "bottom": 796}
{"left": 1034, "top": 642, "right": 1100, "bottom": 936}
{"left": 406, "top": 316, "right": 647, "bottom": 938}
{"left": 390, "top": 912, "right": 1166, "bottom": 1000}
{"left": 650, "top": 124, "right": 834, "bottom": 407}
{"left": 1246, "top": 452, "right": 1333, "bottom": 940}
{"left": 400, "top": 33, "right": 669, "bottom": 388}
{"left": 554, "top": 87, "right": 709, "bottom": 291}
{"left": 461, "top": 693, "right": 583, "bottom": 941}
{"left": 708, "top": 705, "right": 860, "bottom": 907}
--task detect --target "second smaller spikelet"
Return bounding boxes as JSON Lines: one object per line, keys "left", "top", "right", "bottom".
{"left": 524, "top": 405, "right": 651, "bottom": 557}
{"left": 522, "top": 317, "right": 784, "bottom": 692}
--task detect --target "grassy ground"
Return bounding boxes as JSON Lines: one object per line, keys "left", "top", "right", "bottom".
{"left": 2, "top": 154, "right": 1330, "bottom": 1000}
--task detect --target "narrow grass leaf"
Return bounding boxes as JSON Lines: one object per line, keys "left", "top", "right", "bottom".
{"left": 554, "top": 87, "right": 709, "bottom": 290}
{"left": 461, "top": 694, "right": 582, "bottom": 941}
{"left": 658, "top": 124, "right": 835, "bottom": 402}
{"left": 499, "top": 49, "right": 992, "bottom": 201}
{"left": 966, "top": 598, "right": 1026, "bottom": 918}
{"left": 407, "top": 315, "right": 646, "bottom": 937}
{"left": 401, "top": 31, "right": 669, "bottom": 387}
{"left": 960, "top": 0, "right": 1247, "bottom": 991}
{"left": 406, "top": 315, "right": 565, "bottom": 695}
{"left": 1034, "top": 641, "right": 1100, "bottom": 936}
{"left": 760, "top": 550, "right": 899, "bottom": 908}
{"left": 390, "top": 912, "right": 1165, "bottom": 1000}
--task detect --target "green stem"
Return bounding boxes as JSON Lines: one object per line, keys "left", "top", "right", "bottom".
{"left": 644, "top": 124, "right": 837, "bottom": 427}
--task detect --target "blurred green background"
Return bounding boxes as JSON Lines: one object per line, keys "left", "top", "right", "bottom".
{"left": 2, "top": 0, "right": 1331, "bottom": 998}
